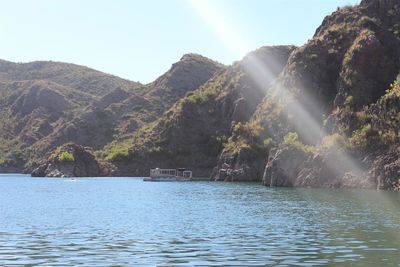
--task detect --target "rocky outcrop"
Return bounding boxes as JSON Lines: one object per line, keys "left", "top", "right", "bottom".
{"left": 261, "top": 143, "right": 400, "bottom": 191}
{"left": 31, "top": 143, "right": 115, "bottom": 177}
{"left": 144, "top": 54, "right": 225, "bottom": 111}
{"left": 367, "top": 149, "right": 400, "bottom": 190}
{"left": 97, "top": 87, "right": 130, "bottom": 108}
{"left": 213, "top": 148, "right": 266, "bottom": 182}
{"left": 10, "top": 83, "right": 71, "bottom": 117}
{"left": 263, "top": 145, "right": 309, "bottom": 187}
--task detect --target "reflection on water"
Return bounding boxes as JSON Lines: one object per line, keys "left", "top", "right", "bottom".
{"left": 0, "top": 174, "right": 399, "bottom": 266}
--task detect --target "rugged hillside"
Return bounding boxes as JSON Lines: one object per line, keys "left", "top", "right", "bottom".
{"left": 0, "top": 79, "right": 99, "bottom": 172}
{"left": 214, "top": 0, "right": 400, "bottom": 190}
{"left": 109, "top": 46, "right": 295, "bottom": 177}
{"left": 141, "top": 54, "right": 225, "bottom": 112}
{"left": 0, "top": 56, "right": 223, "bottom": 173}
{"left": 28, "top": 54, "right": 224, "bottom": 167}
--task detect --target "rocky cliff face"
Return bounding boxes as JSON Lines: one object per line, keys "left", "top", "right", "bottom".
{"left": 226, "top": 0, "right": 400, "bottom": 190}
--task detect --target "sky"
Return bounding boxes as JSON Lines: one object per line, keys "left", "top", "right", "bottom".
{"left": 0, "top": 0, "right": 360, "bottom": 84}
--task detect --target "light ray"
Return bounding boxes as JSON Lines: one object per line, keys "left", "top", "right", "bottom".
{"left": 187, "top": 0, "right": 375, "bottom": 189}
{"left": 187, "top": 0, "right": 250, "bottom": 58}
{"left": 187, "top": 0, "right": 281, "bottom": 93}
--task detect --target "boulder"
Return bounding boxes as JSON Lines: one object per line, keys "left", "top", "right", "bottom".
{"left": 263, "top": 145, "right": 309, "bottom": 187}
{"left": 31, "top": 143, "right": 116, "bottom": 177}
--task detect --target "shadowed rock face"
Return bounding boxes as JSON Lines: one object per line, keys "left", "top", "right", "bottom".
{"left": 259, "top": 1, "right": 400, "bottom": 190}
{"left": 11, "top": 84, "right": 71, "bottom": 117}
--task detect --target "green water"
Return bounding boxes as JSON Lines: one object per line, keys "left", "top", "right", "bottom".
{"left": 0, "top": 174, "right": 399, "bottom": 266}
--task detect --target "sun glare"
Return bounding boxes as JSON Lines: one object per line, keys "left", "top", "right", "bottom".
{"left": 188, "top": 0, "right": 367, "bottom": 187}
{"left": 187, "top": 0, "right": 250, "bottom": 58}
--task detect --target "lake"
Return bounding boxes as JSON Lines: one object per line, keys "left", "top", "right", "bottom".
{"left": 0, "top": 174, "right": 399, "bottom": 266}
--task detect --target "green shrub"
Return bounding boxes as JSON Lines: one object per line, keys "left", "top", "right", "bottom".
{"left": 149, "top": 146, "right": 163, "bottom": 153}
{"left": 357, "top": 16, "right": 381, "bottom": 29}
{"left": 384, "top": 75, "right": 400, "bottom": 99}
{"left": 380, "top": 130, "right": 398, "bottom": 145}
{"left": 104, "top": 140, "right": 131, "bottom": 161}
{"left": 350, "top": 124, "right": 380, "bottom": 150}
{"left": 233, "top": 122, "right": 261, "bottom": 138}
{"left": 0, "top": 156, "right": 7, "bottom": 166}
{"left": 59, "top": 151, "right": 75, "bottom": 162}
{"left": 215, "top": 134, "right": 228, "bottom": 144}
{"left": 344, "top": 95, "right": 353, "bottom": 106}
{"left": 263, "top": 137, "right": 276, "bottom": 147}
{"left": 390, "top": 24, "right": 400, "bottom": 39}
{"left": 186, "top": 90, "right": 213, "bottom": 104}
{"left": 356, "top": 110, "right": 372, "bottom": 124}
{"left": 283, "top": 132, "right": 316, "bottom": 153}
{"left": 223, "top": 138, "right": 249, "bottom": 155}
{"left": 107, "top": 148, "right": 129, "bottom": 161}
{"left": 321, "top": 133, "right": 349, "bottom": 150}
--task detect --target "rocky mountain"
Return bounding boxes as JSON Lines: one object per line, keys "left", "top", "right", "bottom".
{"left": 109, "top": 46, "right": 296, "bottom": 177}
{"left": 0, "top": 56, "right": 223, "bottom": 173}
{"left": 212, "top": 0, "right": 400, "bottom": 190}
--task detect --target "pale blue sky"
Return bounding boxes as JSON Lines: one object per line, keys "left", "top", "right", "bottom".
{"left": 0, "top": 0, "right": 359, "bottom": 84}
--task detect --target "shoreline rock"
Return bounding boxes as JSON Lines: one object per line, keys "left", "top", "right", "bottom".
{"left": 31, "top": 143, "right": 116, "bottom": 178}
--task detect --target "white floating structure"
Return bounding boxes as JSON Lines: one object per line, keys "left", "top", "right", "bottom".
{"left": 143, "top": 168, "right": 193, "bottom": 182}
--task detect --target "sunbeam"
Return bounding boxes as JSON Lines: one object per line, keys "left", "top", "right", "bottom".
{"left": 187, "top": 0, "right": 282, "bottom": 94}
{"left": 188, "top": 0, "right": 374, "bottom": 187}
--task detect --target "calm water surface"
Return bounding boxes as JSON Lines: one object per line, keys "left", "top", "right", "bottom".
{"left": 0, "top": 174, "right": 400, "bottom": 266}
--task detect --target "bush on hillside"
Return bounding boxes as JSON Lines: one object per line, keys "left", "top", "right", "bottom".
{"left": 59, "top": 151, "right": 75, "bottom": 162}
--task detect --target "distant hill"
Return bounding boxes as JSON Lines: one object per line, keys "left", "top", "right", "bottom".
{"left": 0, "top": 60, "right": 142, "bottom": 96}
{"left": 0, "top": 56, "right": 224, "bottom": 172}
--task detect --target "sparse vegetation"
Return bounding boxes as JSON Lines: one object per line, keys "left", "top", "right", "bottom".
{"left": 104, "top": 139, "right": 132, "bottom": 161}
{"left": 59, "top": 151, "right": 75, "bottom": 162}
{"left": 349, "top": 75, "right": 400, "bottom": 151}
{"left": 344, "top": 95, "right": 353, "bottom": 106}
{"left": 283, "top": 132, "right": 316, "bottom": 153}
{"left": 357, "top": 16, "right": 381, "bottom": 29}
{"left": 321, "top": 133, "right": 349, "bottom": 150}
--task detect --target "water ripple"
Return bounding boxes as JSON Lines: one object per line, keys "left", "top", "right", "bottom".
{"left": 0, "top": 176, "right": 400, "bottom": 266}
